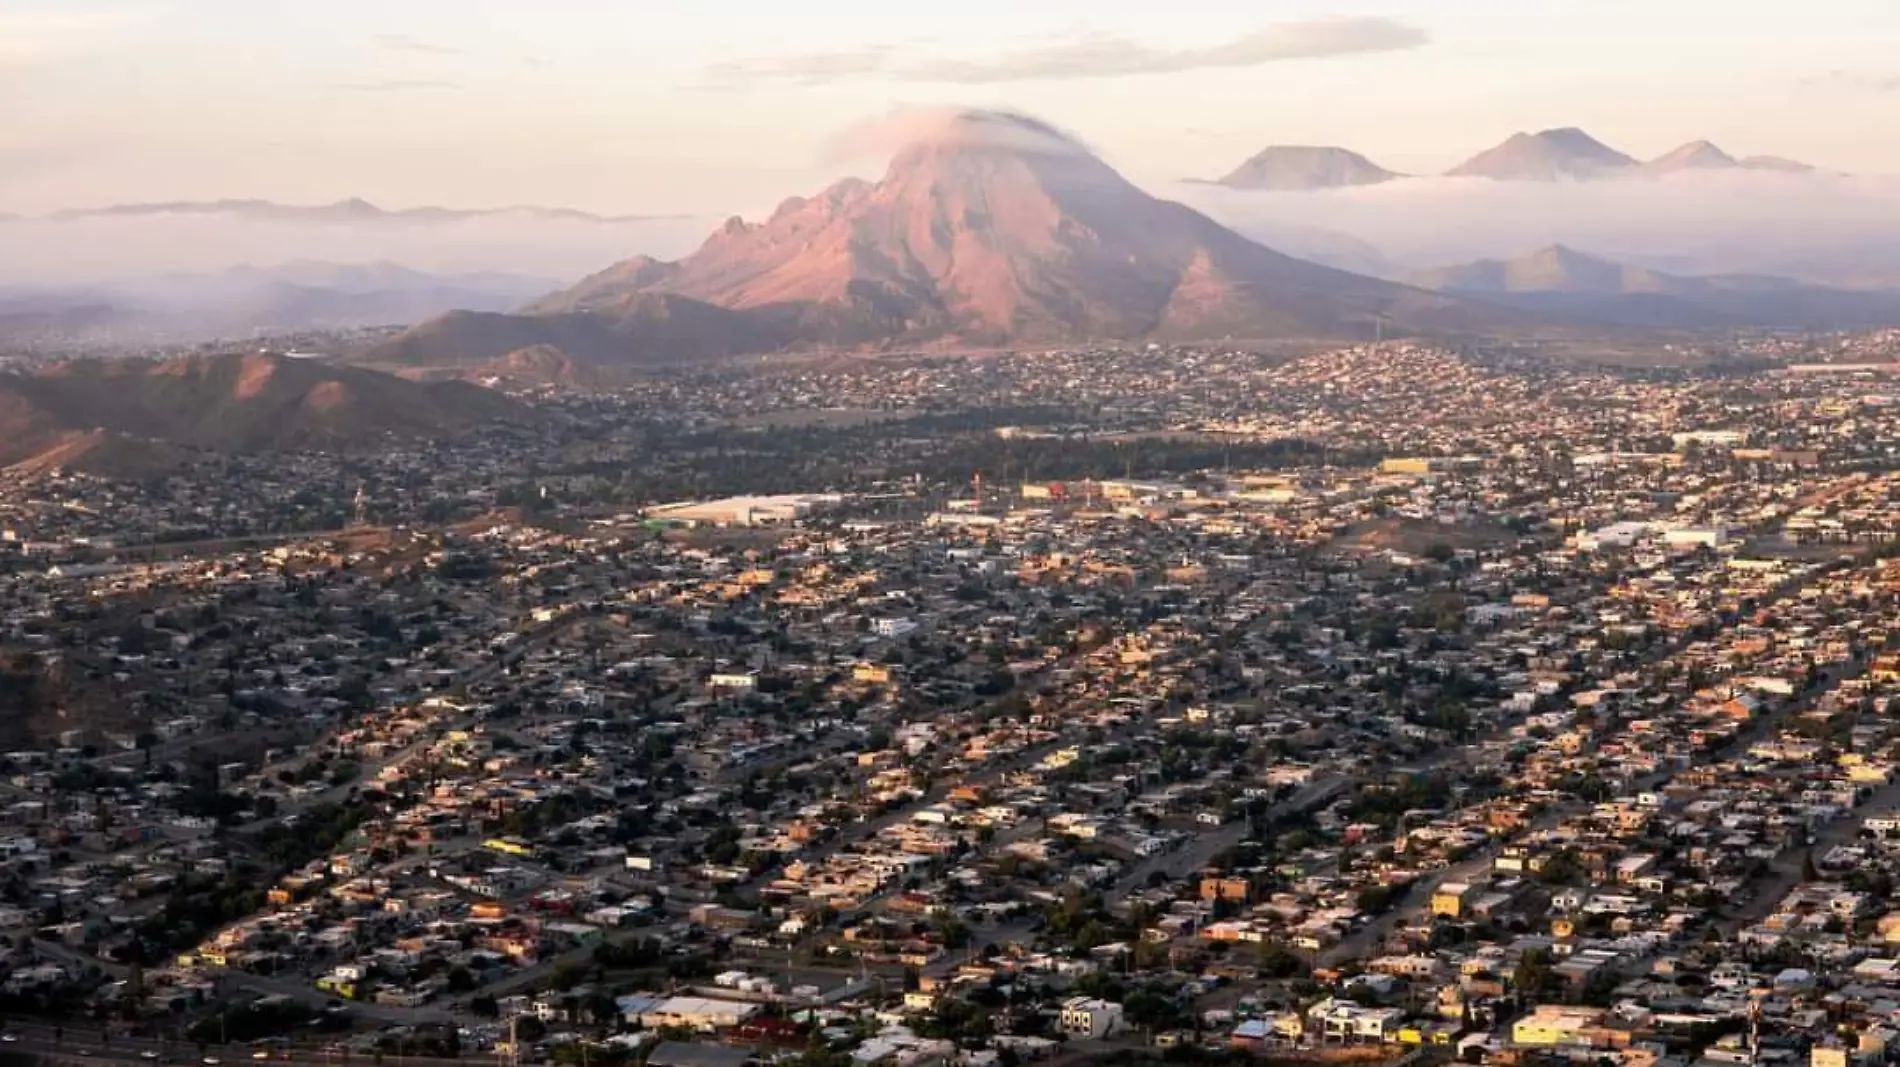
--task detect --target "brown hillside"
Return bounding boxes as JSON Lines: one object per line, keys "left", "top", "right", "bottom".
{"left": 0, "top": 352, "right": 524, "bottom": 468}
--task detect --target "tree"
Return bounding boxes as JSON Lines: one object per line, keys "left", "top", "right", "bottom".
{"left": 117, "top": 622, "right": 152, "bottom": 657}
{"left": 120, "top": 963, "right": 144, "bottom": 1019}
{"left": 1538, "top": 848, "right": 1585, "bottom": 886}
{"left": 1124, "top": 989, "right": 1185, "bottom": 1032}
{"left": 1355, "top": 884, "right": 1400, "bottom": 915}
{"left": 1514, "top": 949, "right": 1555, "bottom": 999}
{"left": 920, "top": 914, "right": 967, "bottom": 950}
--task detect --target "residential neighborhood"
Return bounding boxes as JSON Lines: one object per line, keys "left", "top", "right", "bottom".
{"left": 9, "top": 331, "right": 1900, "bottom": 1067}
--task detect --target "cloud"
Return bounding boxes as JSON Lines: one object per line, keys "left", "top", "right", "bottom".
{"left": 1803, "top": 70, "right": 1900, "bottom": 93}
{"left": 331, "top": 80, "right": 461, "bottom": 93}
{"left": 826, "top": 107, "right": 1093, "bottom": 164}
{"left": 727, "top": 46, "right": 895, "bottom": 84}
{"left": 374, "top": 33, "right": 461, "bottom": 57}
{"left": 710, "top": 17, "right": 1428, "bottom": 86}
{"left": 0, "top": 10, "right": 140, "bottom": 71}
{"left": 1172, "top": 169, "right": 1900, "bottom": 286}
{"left": 0, "top": 213, "right": 717, "bottom": 287}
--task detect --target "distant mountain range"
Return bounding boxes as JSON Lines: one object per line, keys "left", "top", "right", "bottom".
{"left": 1207, "top": 128, "right": 1816, "bottom": 189}
{"left": 34, "top": 199, "right": 670, "bottom": 224}
{"left": 0, "top": 352, "right": 524, "bottom": 475}
{"left": 361, "top": 110, "right": 1521, "bottom": 370}
{"left": 0, "top": 262, "right": 560, "bottom": 347}
{"left": 1447, "top": 128, "right": 1639, "bottom": 181}
{"left": 1413, "top": 244, "right": 1900, "bottom": 328}
{"left": 1212, "top": 146, "right": 1401, "bottom": 191}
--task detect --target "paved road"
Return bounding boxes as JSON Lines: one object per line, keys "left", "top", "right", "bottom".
{"left": 0, "top": 1020, "right": 484, "bottom": 1067}
{"left": 33, "top": 937, "right": 450, "bottom": 1027}
{"left": 1733, "top": 762, "right": 1900, "bottom": 927}
{"left": 34, "top": 937, "right": 131, "bottom": 980}
{"left": 1104, "top": 776, "right": 1352, "bottom": 907}
{"left": 222, "top": 610, "right": 598, "bottom": 837}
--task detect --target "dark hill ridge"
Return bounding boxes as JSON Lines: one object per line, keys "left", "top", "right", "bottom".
{"left": 0, "top": 352, "right": 524, "bottom": 471}
{"left": 1413, "top": 244, "right": 1697, "bottom": 295}
{"left": 364, "top": 109, "right": 1523, "bottom": 368}
{"left": 1412, "top": 245, "right": 1900, "bottom": 329}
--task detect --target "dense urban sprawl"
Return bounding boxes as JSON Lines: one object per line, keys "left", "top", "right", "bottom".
{"left": 7, "top": 332, "right": 1900, "bottom": 1067}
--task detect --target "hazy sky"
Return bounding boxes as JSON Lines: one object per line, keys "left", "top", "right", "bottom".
{"left": 6, "top": 0, "right": 1900, "bottom": 216}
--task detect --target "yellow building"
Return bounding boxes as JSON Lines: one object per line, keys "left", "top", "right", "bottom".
{"left": 1431, "top": 882, "right": 1478, "bottom": 918}
{"left": 1512, "top": 1005, "right": 1607, "bottom": 1047}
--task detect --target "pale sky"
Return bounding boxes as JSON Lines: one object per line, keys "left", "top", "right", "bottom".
{"left": 4, "top": 0, "right": 1900, "bottom": 216}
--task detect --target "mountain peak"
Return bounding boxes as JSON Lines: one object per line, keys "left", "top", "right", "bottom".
{"left": 1448, "top": 127, "right": 1637, "bottom": 181}
{"left": 1213, "top": 145, "right": 1401, "bottom": 191}
{"left": 1534, "top": 127, "right": 1601, "bottom": 144}
{"left": 1528, "top": 243, "right": 1598, "bottom": 264}
{"left": 1646, "top": 140, "right": 1740, "bottom": 172}
{"left": 375, "top": 108, "right": 1524, "bottom": 367}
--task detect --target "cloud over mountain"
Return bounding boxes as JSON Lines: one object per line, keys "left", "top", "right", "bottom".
{"left": 826, "top": 108, "right": 1094, "bottom": 164}
{"left": 366, "top": 106, "right": 1515, "bottom": 370}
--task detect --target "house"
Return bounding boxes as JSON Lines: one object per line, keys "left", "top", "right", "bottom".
{"left": 1200, "top": 876, "right": 1252, "bottom": 904}
{"left": 1431, "top": 881, "right": 1480, "bottom": 918}
{"left": 1306, "top": 998, "right": 1403, "bottom": 1043}
{"left": 637, "top": 996, "right": 760, "bottom": 1031}
{"left": 1511, "top": 1004, "right": 1609, "bottom": 1048}
{"left": 1059, "top": 997, "right": 1125, "bottom": 1040}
